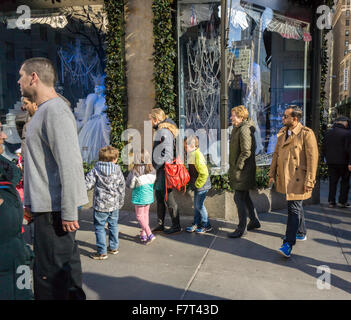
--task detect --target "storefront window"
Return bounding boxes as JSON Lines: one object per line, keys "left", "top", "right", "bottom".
{"left": 178, "top": 0, "right": 311, "bottom": 168}
{"left": 0, "top": 4, "right": 107, "bottom": 162}
{"left": 0, "top": 5, "right": 106, "bottom": 118}
{"left": 178, "top": 1, "right": 222, "bottom": 166}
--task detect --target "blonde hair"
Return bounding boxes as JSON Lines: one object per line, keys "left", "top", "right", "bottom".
{"left": 132, "top": 149, "right": 154, "bottom": 175}
{"left": 99, "top": 146, "right": 119, "bottom": 162}
{"left": 231, "top": 105, "right": 249, "bottom": 120}
{"left": 150, "top": 108, "right": 167, "bottom": 123}
{"left": 184, "top": 135, "right": 199, "bottom": 148}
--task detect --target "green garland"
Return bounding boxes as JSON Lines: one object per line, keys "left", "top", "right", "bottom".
{"left": 210, "top": 167, "right": 270, "bottom": 192}
{"left": 318, "top": 30, "right": 330, "bottom": 181}
{"left": 318, "top": 0, "right": 334, "bottom": 181}
{"left": 104, "top": 0, "right": 127, "bottom": 166}
{"left": 152, "top": 0, "right": 177, "bottom": 121}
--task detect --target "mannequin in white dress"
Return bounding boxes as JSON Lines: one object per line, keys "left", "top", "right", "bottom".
{"left": 78, "top": 76, "right": 110, "bottom": 163}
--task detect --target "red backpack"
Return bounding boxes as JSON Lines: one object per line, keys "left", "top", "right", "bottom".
{"left": 164, "top": 155, "right": 190, "bottom": 201}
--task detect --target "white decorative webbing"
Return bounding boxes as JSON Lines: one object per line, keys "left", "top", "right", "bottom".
{"left": 57, "top": 39, "right": 100, "bottom": 89}
{"left": 185, "top": 29, "right": 222, "bottom": 132}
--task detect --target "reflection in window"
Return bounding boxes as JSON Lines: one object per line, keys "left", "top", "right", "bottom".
{"left": 40, "top": 25, "right": 48, "bottom": 41}
{"left": 227, "top": 2, "right": 310, "bottom": 157}
{"left": 178, "top": 1, "right": 311, "bottom": 167}
{"left": 55, "top": 31, "right": 62, "bottom": 45}
{"left": 24, "top": 47, "right": 33, "bottom": 60}
{"left": 5, "top": 42, "right": 15, "bottom": 60}
{"left": 178, "top": 2, "right": 221, "bottom": 165}
{"left": 6, "top": 73, "right": 15, "bottom": 90}
{"left": 0, "top": 5, "right": 106, "bottom": 119}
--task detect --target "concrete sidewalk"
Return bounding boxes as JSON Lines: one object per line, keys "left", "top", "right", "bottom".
{"left": 76, "top": 181, "right": 351, "bottom": 300}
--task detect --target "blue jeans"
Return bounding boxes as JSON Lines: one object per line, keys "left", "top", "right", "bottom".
{"left": 284, "top": 200, "right": 306, "bottom": 247}
{"left": 193, "top": 190, "right": 211, "bottom": 228}
{"left": 93, "top": 210, "right": 119, "bottom": 254}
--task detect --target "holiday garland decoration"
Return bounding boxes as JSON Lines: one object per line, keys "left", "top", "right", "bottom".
{"left": 104, "top": 0, "right": 128, "bottom": 160}
{"left": 318, "top": 0, "right": 334, "bottom": 181}
{"left": 152, "top": 0, "right": 177, "bottom": 121}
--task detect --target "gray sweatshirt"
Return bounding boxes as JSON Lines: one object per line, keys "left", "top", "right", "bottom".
{"left": 23, "top": 97, "right": 88, "bottom": 221}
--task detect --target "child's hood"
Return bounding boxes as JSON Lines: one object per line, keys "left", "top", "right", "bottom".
{"left": 96, "top": 161, "right": 118, "bottom": 176}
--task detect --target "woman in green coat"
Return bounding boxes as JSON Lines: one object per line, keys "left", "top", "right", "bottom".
{"left": 227, "top": 105, "right": 261, "bottom": 238}
{"left": 0, "top": 151, "right": 33, "bottom": 300}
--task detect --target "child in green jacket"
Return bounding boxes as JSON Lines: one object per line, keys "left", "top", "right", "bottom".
{"left": 184, "top": 136, "right": 212, "bottom": 234}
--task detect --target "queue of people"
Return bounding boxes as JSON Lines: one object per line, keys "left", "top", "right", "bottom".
{"left": 2, "top": 56, "right": 348, "bottom": 300}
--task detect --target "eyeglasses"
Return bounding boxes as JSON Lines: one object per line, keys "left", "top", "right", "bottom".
{"left": 282, "top": 114, "right": 291, "bottom": 119}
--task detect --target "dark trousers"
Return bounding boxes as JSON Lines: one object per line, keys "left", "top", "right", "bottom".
{"left": 284, "top": 200, "right": 306, "bottom": 247}
{"left": 327, "top": 164, "right": 350, "bottom": 204}
{"left": 33, "top": 212, "right": 86, "bottom": 300}
{"left": 234, "top": 190, "right": 259, "bottom": 232}
{"left": 155, "top": 189, "right": 180, "bottom": 228}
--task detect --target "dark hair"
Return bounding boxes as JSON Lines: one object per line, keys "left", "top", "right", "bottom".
{"left": 22, "top": 57, "right": 57, "bottom": 87}
{"left": 287, "top": 105, "right": 303, "bottom": 120}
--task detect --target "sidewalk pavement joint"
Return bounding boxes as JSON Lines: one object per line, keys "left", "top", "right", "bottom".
{"left": 320, "top": 204, "right": 351, "bottom": 269}
{"left": 180, "top": 227, "right": 219, "bottom": 300}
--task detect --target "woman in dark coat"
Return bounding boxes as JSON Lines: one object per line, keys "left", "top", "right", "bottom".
{"left": 0, "top": 136, "right": 33, "bottom": 300}
{"left": 149, "top": 108, "right": 181, "bottom": 234}
{"left": 228, "top": 105, "right": 261, "bottom": 238}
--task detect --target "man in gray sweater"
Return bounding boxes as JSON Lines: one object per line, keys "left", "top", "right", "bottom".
{"left": 18, "top": 57, "right": 88, "bottom": 300}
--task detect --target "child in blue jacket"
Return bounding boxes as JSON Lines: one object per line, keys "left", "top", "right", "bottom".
{"left": 126, "top": 149, "right": 156, "bottom": 244}
{"left": 85, "top": 146, "right": 125, "bottom": 260}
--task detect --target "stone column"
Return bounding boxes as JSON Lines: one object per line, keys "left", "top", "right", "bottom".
{"left": 125, "top": 0, "right": 155, "bottom": 146}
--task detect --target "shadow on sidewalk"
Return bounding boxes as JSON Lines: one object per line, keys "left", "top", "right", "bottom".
{"left": 83, "top": 272, "right": 223, "bottom": 300}
{"left": 212, "top": 236, "right": 351, "bottom": 295}
{"left": 78, "top": 194, "right": 351, "bottom": 296}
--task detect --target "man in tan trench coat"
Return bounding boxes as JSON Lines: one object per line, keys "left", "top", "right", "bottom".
{"left": 268, "top": 105, "right": 318, "bottom": 257}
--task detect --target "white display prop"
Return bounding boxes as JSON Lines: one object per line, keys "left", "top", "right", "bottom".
{"left": 2, "top": 112, "right": 22, "bottom": 161}
{"left": 78, "top": 75, "right": 110, "bottom": 163}
{"left": 8, "top": 100, "right": 27, "bottom": 122}
{"left": 74, "top": 98, "right": 87, "bottom": 132}
{"left": 244, "top": 62, "right": 264, "bottom": 154}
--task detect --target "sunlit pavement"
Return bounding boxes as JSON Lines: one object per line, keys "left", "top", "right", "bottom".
{"left": 70, "top": 181, "right": 351, "bottom": 300}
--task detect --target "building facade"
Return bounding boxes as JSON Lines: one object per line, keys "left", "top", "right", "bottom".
{"left": 0, "top": 0, "right": 323, "bottom": 173}
{"left": 331, "top": 0, "right": 351, "bottom": 112}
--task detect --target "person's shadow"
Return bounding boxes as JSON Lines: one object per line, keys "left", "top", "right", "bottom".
{"left": 83, "top": 272, "right": 224, "bottom": 300}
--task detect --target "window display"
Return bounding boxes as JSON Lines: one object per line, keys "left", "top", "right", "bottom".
{"left": 178, "top": 0, "right": 311, "bottom": 167}
{"left": 0, "top": 5, "right": 107, "bottom": 162}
